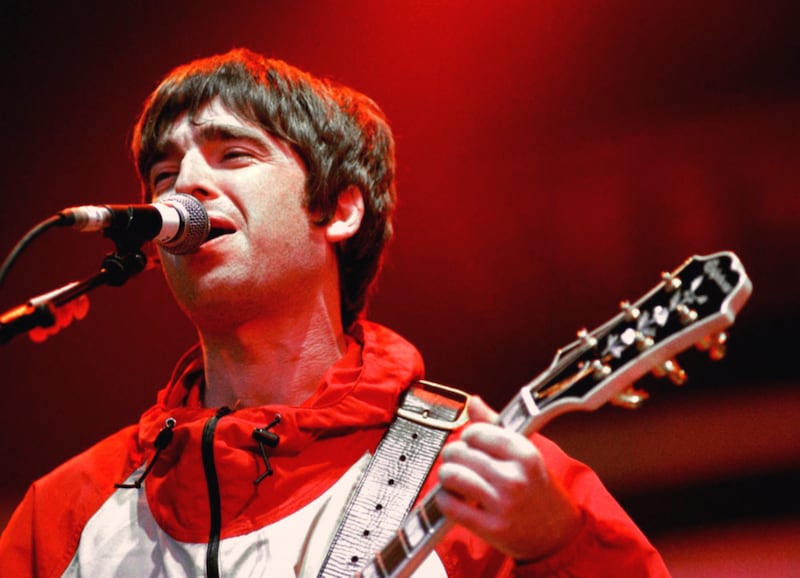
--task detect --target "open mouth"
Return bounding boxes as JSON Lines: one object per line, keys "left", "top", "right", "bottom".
{"left": 207, "top": 225, "right": 236, "bottom": 241}
{"left": 205, "top": 215, "right": 237, "bottom": 242}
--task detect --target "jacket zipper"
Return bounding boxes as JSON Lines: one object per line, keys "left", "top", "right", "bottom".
{"left": 202, "top": 407, "right": 231, "bottom": 578}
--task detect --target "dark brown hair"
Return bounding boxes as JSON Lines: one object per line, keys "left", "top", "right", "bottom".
{"left": 132, "top": 48, "right": 396, "bottom": 328}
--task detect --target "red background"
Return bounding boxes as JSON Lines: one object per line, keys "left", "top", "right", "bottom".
{"left": 1, "top": 1, "right": 798, "bottom": 574}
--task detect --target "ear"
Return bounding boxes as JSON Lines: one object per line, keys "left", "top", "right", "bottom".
{"left": 325, "top": 186, "right": 365, "bottom": 243}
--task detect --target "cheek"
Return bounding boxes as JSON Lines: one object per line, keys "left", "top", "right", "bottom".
{"left": 251, "top": 185, "right": 317, "bottom": 249}
{"left": 155, "top": 251, "right": 207, "bottom": 295}
{"left": 249, "top": 209, "right": 330, "bottom": 281}
{"left": 155, "top": 253, "right": 185, "bottom": 293}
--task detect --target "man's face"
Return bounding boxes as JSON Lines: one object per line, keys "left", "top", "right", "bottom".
{"left": 147, "top": 99, "right": 333, "bottom": 328}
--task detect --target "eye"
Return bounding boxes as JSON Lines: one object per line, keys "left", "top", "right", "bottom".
{"left": 149, "top": 158, "right": 179, "bottom": 186}
{"left": 150, "top": 170, "right": 177, "bottom": 194}
{"left": 152, "top": 170, "right": 176, "bottom": 184}
{"left": 221, "top": 148, "right": 254, "bottom": 161}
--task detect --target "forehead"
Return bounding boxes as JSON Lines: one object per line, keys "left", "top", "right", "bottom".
{"left": 158, "top": 99, "right": 267, "bottom": 147}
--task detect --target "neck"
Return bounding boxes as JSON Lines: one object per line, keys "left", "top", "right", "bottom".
{"left": 197, "top": 299, "right": 348, "bottom": 409}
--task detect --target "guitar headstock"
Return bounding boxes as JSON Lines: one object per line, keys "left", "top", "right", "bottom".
{"left": 501, "top": 251, "right": 752, "bottom": 434}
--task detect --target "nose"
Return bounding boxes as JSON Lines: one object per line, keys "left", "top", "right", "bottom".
{"left": 173, "top": 150, "right": 215, "bottom": 198}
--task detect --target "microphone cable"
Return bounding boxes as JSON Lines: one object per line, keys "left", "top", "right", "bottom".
{"left": 0, "top": 214, "right": 66, "bottom": 290}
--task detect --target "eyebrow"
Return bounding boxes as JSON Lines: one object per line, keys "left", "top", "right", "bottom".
{"left": 149, "top": 123, "right": 273, "bottom": 167}
{"left": 195, "top": 123, "right": 272, "bottom": 148}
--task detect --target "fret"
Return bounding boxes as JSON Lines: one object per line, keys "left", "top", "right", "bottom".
{"left": 420, "top": 494, "right": 444, "bottom": 528}
{"left": 377, "top": 535, "right": 407, "bottom": 575}
{"left": 400, "top": 509, "right": 427, "bottom": 549}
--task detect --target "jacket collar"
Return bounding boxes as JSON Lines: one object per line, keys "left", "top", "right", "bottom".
{"left": 138, "top": 320, "right": 425, "bottom": 453}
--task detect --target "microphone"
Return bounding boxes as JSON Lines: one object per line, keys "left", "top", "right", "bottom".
{"left": 58, "top": 194, "right": 210, "bottom": 255}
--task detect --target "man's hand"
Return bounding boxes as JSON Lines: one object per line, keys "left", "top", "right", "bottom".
{"left": 435, "top": 396, "right": 583, "bottom": 562}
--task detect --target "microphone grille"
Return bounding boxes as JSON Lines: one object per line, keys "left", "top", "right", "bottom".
{"left": 161, "top": 194, "right": 210, "bottom": 254}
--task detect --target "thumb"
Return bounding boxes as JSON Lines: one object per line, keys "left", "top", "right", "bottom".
{"left": 467, "top": 395, "right": 500, "bottom": 424}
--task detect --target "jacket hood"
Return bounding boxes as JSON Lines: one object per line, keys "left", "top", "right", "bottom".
{"left": 130, "top": 321, "right": 425, "bottom": 541}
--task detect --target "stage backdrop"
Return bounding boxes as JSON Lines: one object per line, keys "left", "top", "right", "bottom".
{"left": 1, "top": 1, "right": 798, "bottom": 574}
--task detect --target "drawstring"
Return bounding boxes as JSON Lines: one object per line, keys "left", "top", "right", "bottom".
{"left": 252, "top": 414, "right": 281, "bottom": 485}
{"left": 116, "top": 412, "right": 282, "bottom": 489}
{"left": 116, "top": 417, "right": 176, "bottom": 489}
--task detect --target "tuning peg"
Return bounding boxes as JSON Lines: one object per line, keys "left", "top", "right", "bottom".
{"left": 611, "top": 387, "right": 650, "bottom": 409}
{"left": 661, "top": 272, "right": 682, "bottom": 293}
{"left": 620, "top": 300, "right": 640, "bottom": 322}
{"left": 590, "top": 359, "right": 612, "bottom": 380}
{"left": 697, "top": 332, "right": 728, "bottom": 361}
{"left": 653, "top": 359, "right": 687, "bottom": 385}
{"left": 675, "top": 304, "right": 698, "bottom": 325}
{"left": 577, "top": 328, "right": 598, "bottom": 349}
{"left": 635, "top": 332, "right": 655, "bottom": 351}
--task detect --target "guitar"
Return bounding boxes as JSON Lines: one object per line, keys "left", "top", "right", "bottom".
{"left": 355, "top": 251, "right": 752, "bottom": 578}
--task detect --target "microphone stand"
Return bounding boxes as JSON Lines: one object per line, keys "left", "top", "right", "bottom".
{"left": 0, "top": 250, "right": 147, "bottom": 345}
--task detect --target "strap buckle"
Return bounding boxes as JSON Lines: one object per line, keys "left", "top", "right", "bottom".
{"left": 397, "top": 379, "right": 470, "bottom": 431}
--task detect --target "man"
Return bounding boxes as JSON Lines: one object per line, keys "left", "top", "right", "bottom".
{"left": 0, "top": 49, "right": 669, "bottom": 576}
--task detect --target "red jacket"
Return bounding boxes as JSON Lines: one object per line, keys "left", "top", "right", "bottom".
{"left": 0, "top": 321, "right": 668, "bottom": 576}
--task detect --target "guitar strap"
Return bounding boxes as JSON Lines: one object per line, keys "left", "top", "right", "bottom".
{"left": 316, "top": 379, "right": 470, "bottom": 577}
